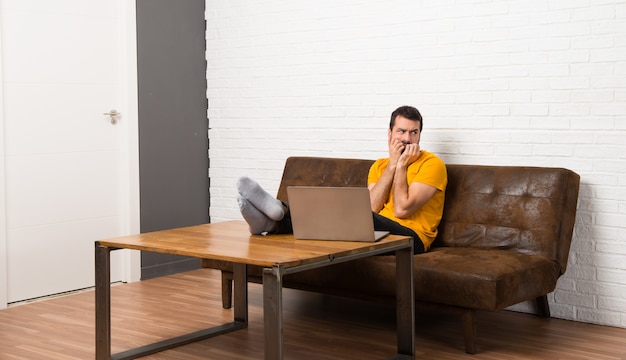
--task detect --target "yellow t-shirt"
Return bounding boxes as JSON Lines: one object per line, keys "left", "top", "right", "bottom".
{"left": 367, "top": 150, "right": 447, "bottom": 251}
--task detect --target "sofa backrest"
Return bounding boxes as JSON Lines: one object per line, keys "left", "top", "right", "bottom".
{"left": 276, "top": 156, "right": 374, "bottom": 203}
{"left": 277, "top": 157, "right": 580, "bottom": 274}
{"left": 437, "top": 164, "right": 580, "bottom": 274}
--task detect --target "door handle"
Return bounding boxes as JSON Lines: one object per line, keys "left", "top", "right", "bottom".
{"left": 103, "top": 109, "right": 121, "bottom": 124}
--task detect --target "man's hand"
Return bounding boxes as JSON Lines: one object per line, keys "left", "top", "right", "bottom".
{"left": 388, "top": 138, "right": 405, "bottom": 166}
{"left": 398, "top": 142, "right": 421, "bottom": 168}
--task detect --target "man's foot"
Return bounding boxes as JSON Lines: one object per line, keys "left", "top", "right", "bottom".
{"left": 236, "top": 176, "right": 285, "bottom": 221}
{"left": 238, "top": 196, "right": 277, "bottom": 234}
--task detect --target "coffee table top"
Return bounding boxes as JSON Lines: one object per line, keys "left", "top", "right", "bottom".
{"left": 96, "top": 220, "right": 412, "bottom": 268}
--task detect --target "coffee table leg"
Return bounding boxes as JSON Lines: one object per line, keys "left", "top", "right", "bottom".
{"left": 395, "top": 245, "right": 415, "bottom": 358}
{"left": 232, "top": 263, "right": 248, "bottom": 324}
{"left": 263, "top": 265, "right": 284, "bottom": 360}
{"left": 95, "top": 243, "right": 111, "bottom": 360}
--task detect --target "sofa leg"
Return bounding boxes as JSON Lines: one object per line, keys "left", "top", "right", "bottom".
{"left": 221, "top": 272, "right": 233, "bottom": 309}
{"left": 462, "top": 310, "right": 477, "bottom": 354}
{"left": 536, "top": 295, "right": 551, "bottom": 318}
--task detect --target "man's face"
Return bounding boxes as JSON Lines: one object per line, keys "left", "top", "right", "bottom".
{"left": 388, "top": 115, "right": 421, "bottom": 146}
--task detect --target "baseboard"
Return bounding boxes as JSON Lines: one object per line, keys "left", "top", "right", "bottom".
{"left": 141, "top": 257, "right": 202, "bottom": 280}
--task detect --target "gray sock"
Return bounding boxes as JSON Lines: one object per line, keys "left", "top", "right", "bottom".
{"left": 238, "top": 196, "right": 277, "bottom": 234}
{"left": 236, "top": 176, "right": 285, "bottom": 221}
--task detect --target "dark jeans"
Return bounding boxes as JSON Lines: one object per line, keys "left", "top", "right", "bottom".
{"left": 372, "top": 212, "right": 425, "bottom": 254}
{"left": 273, "top": 203, "right": 425, "bottom": 254}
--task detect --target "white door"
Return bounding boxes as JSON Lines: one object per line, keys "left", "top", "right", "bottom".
{"left": 0, "top": 0, "right": 140, "bottom": 306}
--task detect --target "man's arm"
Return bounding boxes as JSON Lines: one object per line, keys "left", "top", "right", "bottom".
{"left": 393, "top": 175, "right": 438, "bottom": 218}
{"left": 368, "top": 138, "right": 406, "bottom": 212}
{"left": 368, "top": 163, "right": 395, "bottom": 212}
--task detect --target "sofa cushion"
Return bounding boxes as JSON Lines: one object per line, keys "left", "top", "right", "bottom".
{"left": 412, "top": 247, "right": 561, "bottom": 309}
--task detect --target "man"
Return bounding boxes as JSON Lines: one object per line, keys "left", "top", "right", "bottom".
{"left": 367, "top": 105, "right": 447, "bottom": 253}
{"left": 237, "top": 105, "right": 447, "bottom": 254}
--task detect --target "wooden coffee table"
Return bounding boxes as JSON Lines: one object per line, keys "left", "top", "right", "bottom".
{"left": 95, "top": 220, "right": 415, "bottom": 359}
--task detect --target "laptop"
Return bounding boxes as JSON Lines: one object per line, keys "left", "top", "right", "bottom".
{"left": 286, "top": 186, "right": 389, "bottom": 242}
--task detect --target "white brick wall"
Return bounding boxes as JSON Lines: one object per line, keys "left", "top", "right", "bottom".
{"left": 206, "top": 0, "right": 626, "bottom": 328}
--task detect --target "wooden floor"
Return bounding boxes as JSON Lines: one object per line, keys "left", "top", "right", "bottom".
{"left": 1, "top": 269, "right": 625, "bottom": 359}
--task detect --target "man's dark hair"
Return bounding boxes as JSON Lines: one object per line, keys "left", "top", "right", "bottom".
{"left": 389, "top": 105, "right": 423, "bottom": 131}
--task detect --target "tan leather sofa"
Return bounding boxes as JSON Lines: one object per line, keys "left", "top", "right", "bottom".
{"left": 203, "top": 156, "right": 580, "bottom": 353}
